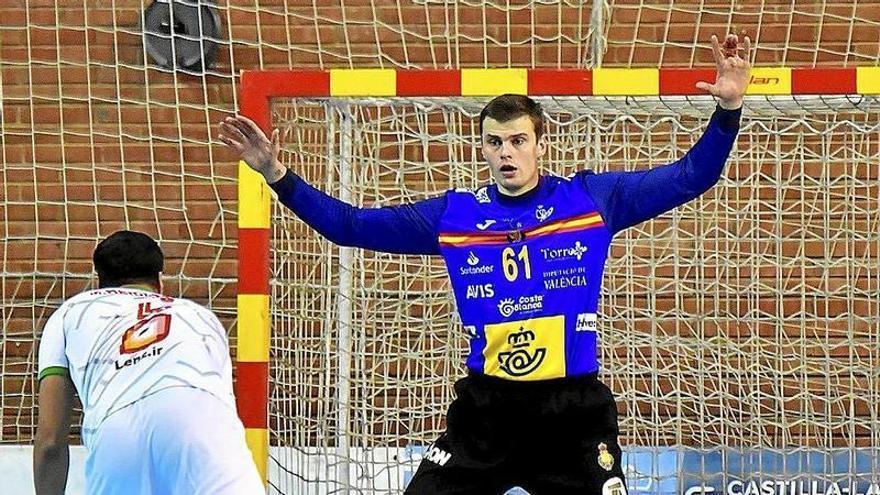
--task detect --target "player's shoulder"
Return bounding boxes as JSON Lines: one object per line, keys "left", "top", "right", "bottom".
{"left": 170, "top": 297, "right": 225, "bottom": 326}
{"left": 563, "top": 169, "right": 615, "bottom": 191}
{"left": 63, "top": 288, "right": 165, "bottom": 312}
{"left": 449, "top": 185, "right": 493, "bottom": 205}
{"left": 169, "top": 296, "right": 213, "bottom": 315}
{"left": 56, "top": 288, "right": 114, "bottom": 310}
{"left": 541, "top": 171, "right": 599, "bottom": 192}
{"left": 43, "top": 288, "right": 117, "bottom": 329}
{"left": 566, "top": 169, "right": 598, "bottom": 181}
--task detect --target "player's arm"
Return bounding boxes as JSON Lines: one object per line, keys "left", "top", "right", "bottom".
{"left": 218, "top": 115, "right": 446, "bottom": 255}
{"left": 583, "top": 34, "right": 750, "bottom": 234}
{"left": 33, "top": 308, "right": 74, "bottom": 495}
{"left": 33, "top": 373, "right": 75, "bottom": 495}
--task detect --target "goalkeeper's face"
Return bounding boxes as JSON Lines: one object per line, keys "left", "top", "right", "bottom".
{"left": 481, "top": 115, "right": 546, "bottom": 196}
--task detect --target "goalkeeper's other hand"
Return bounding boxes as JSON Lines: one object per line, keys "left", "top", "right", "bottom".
{"left": 696, "top": 33, "right": 751, "bottom": 110}
{"left": 218, "top": 115, "right": 287, "bottom": 184}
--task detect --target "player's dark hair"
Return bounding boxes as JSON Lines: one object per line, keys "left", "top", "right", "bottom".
{"left": 93, "top": 230, "right": 164, "bottom": 289}
{"left": 479, "top": 94, "right": 545, "bottom": 139}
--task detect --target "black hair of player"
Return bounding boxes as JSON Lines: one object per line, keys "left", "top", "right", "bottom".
{"left": 93, "top": 230, "right": 164, "bottom": 289}
{"left": 479, "top": 94, "right": 545, "bottom": 140}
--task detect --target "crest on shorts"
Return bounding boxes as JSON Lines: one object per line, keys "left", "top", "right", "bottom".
{"left": 597, "top": 442, "right": 614, "bottom": 471}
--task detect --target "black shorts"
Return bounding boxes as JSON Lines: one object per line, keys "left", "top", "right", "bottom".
{"left": 405, "top": 372, "right": 627, "bottom": 495}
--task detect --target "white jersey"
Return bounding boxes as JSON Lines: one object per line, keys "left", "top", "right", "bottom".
{"left": 38, "top": 287, "right": 236, "bottom": 447}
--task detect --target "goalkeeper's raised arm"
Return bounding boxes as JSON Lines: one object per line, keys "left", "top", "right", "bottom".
{"left": 581, "top": 33, "right": 750, "bottom": 234}
{"left": 219, "top": 113, "right": 445, "bottom": 255}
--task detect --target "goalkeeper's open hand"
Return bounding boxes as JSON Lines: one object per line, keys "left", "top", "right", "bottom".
{"left": 697, "top": 33, "right": 751, "bottom": 110}
{"left": 218, "top": 115, "right": 286, "bottom": 184}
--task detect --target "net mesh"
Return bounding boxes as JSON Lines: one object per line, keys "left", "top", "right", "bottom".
{"left": 267, "top": 96, "right": 880, "bottom": 493}
{"left": 603, "top": 1, "right": 880, "bottom": 66}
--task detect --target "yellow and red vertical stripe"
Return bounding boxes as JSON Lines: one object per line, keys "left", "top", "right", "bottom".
{"left": 236, "top": 159, "right": 271, "bottom": 482}
{"left": 236, "top": 70, "right": 330, "bottom": 488}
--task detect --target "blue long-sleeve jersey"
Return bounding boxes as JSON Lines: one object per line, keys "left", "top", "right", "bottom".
{"left": 270, "top": 106, "right": 740, "bottom": 380}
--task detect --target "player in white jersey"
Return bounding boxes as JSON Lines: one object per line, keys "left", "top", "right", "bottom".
{"left": 33, "top": 230, "right": 264, "bottom": 495}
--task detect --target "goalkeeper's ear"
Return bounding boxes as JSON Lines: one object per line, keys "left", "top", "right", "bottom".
{"left": 536, "top": 134, "right": 548, "bottom": 160}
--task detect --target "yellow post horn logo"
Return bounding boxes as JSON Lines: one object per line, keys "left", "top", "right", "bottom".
{"left": 597, "top": 442, "right": 614, "bottom": 471}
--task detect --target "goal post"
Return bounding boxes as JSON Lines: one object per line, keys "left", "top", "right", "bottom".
{"left": 236, "top": 68, "right": 880, "bottom": 494}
